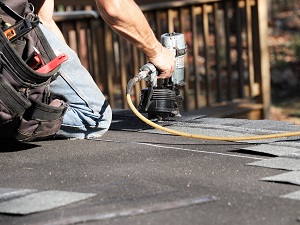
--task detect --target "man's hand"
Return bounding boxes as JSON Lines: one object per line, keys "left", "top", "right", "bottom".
{"left": 147, "top": 44, "right": 176, "bottom": 79}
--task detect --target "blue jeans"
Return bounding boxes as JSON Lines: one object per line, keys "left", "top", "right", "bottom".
{"left": 40, "top": 24, "right": 112, "bottom": 139}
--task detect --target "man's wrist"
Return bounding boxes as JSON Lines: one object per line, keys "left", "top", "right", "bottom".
{"left": 145, "top": 41, "right": 163, "bottom": 60}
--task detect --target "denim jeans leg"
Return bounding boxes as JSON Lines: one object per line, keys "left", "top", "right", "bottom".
{"left": 39, "top": 24, "right": 112, "bottom": 139}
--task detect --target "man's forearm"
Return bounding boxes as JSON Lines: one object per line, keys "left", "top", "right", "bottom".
{"left": 95, "top": 0, "right": 162, "bottom": 59}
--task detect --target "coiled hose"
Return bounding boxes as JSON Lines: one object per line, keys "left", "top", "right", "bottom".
{"left": 126, "top": 77, "right": 300, "bottom": 141}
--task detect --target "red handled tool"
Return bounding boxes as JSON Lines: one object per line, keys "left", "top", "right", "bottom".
{"left": 36, "top": 53, "right": 69, "bottom": 73}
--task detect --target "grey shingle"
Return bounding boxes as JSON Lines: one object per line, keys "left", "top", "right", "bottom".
{"left": 261, "top": 171, "right": 300, "bottom": 186}
{"left": 247, "top": 157, "right": 300, "bottom": 171}
{"left": 240, "top": 145, "right": 300, "bottom": 156}
{"left": 0, "top": 188, "right": 37, "bottom": 202}
{"left": 280, "top": 190, "right": 300, "bottom": 201}
{"left": 0, "top": 190, "right": 96, "bottom": 215}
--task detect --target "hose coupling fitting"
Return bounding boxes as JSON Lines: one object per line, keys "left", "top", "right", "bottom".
{"left": 140, "top": 62, "right": 158, "bottom": 86}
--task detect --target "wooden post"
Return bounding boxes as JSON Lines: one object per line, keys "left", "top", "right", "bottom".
{"left": 104, "top": 24, "right": 115, "bottom": 108}
{"left": 213, "top": 3, "right": 222, "bottom": 103}
{"left": 191, "top": 6, "right": 202, "bottom": 109}
{"left": 252, "top": 0, "right": 271, "bottom": 118}
{"left": 202, "top": 4, "right": 211, "bottom": 106}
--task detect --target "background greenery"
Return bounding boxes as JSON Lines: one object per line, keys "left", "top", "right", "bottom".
{"left": 268, "top": 0, "right": 300, "bottom": 124}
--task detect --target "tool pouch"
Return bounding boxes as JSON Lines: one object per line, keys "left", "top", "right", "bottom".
{"left": 0, "top": 1, "right": 68, "bottom": 141}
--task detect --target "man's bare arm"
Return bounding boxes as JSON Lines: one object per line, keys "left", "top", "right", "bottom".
{"left": 95, "top": 0, "right": 175, "bottom": 78}
{"left": 31, "top": 0, "right": 66, "bottom": 42}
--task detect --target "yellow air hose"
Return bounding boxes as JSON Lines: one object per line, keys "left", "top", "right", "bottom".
{"left": 126, "top": 93, "right": 300, "bottom": 141}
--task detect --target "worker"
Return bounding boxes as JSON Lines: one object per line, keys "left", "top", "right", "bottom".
{"left": 27, "top": 0, "right": 176, "bottom": 139}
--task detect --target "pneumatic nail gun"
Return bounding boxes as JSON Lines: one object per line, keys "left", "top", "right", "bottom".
{"left": 137, "top": 32, "right": 187, "bottom": 120}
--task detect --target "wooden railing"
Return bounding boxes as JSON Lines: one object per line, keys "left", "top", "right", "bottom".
{"left": 53, "top": 0, "right": 270, "bottom": 119}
